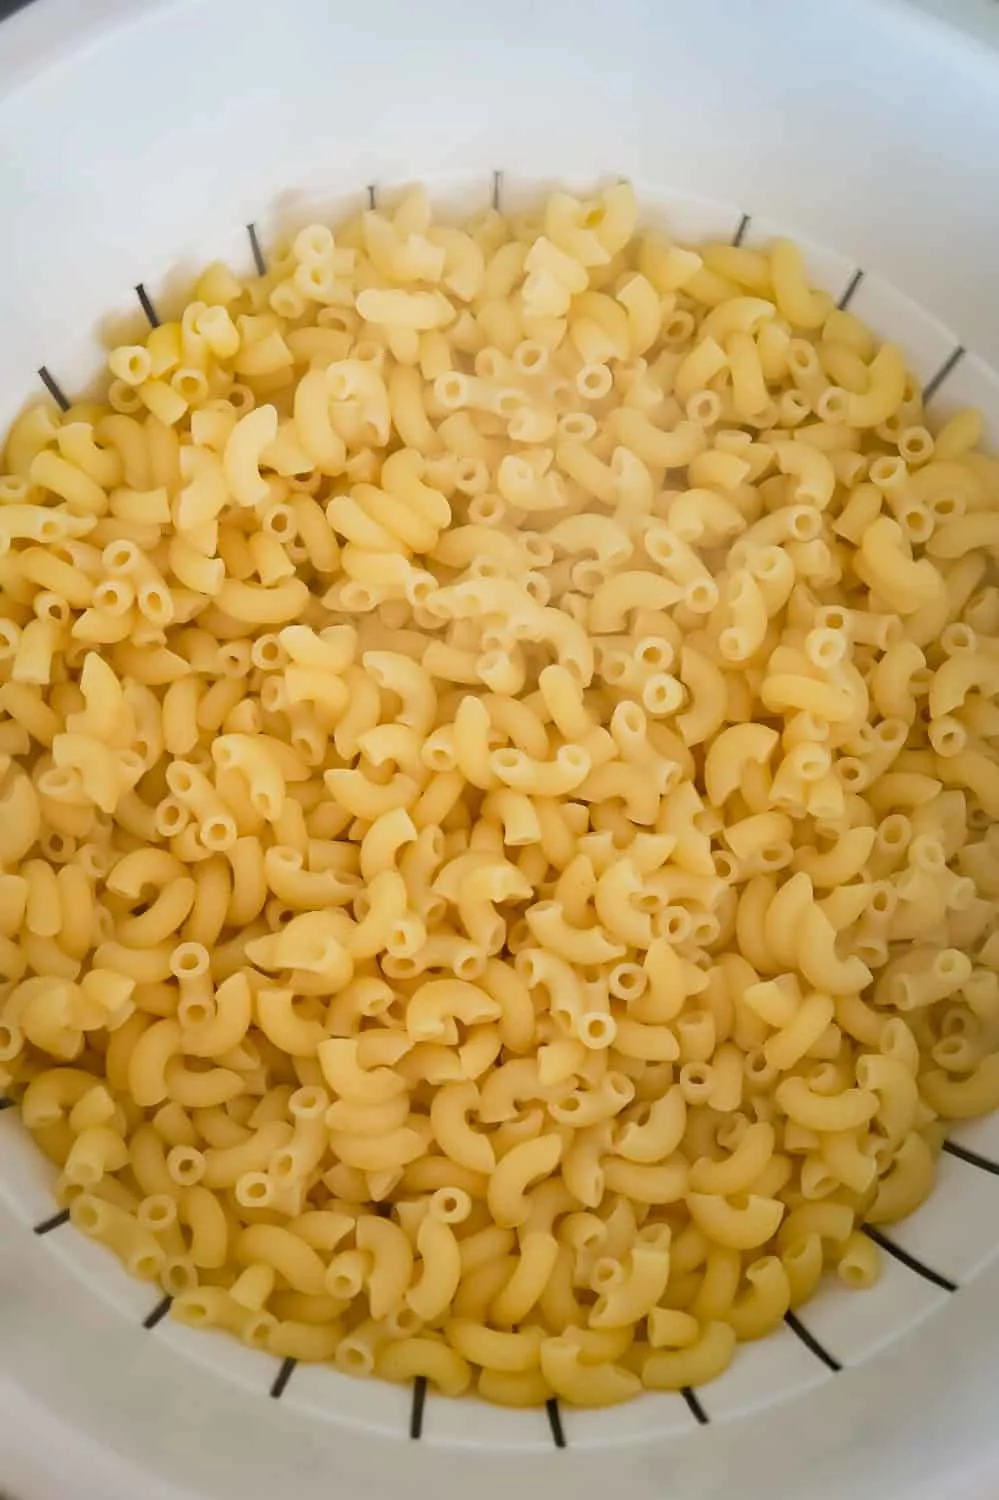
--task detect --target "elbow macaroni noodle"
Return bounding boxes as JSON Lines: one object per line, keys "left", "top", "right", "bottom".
{"left": 3, "top": 181, "right": 999, "bottom": 1407}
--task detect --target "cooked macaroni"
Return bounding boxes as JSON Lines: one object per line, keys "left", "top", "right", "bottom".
{"left": 3, "top": 181, "right": 999, "bottom": 1408}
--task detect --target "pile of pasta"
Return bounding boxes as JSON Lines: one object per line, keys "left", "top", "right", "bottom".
{"left": 2, "top": 181, "right": 999, "bottom": 1410}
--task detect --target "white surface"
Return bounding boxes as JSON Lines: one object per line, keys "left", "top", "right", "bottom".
{"left": 3, "top": 0, "right": 999, "bottom": 425}
{"left": 2, "top": 0, "right": 999, "bottom": 1495}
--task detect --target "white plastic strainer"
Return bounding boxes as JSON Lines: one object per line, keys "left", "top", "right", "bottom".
{"left": 3, "top": 0, "right": 999, "bottom": 1497}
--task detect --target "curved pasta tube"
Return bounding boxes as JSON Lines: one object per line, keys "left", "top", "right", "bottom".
{"left": 866, "top": 1131, "right": 937, "bottom": 1223}
{"left": 525, "top": 901, "right": 625, "bottom": 965}
{"left": 856, "top": 1053, "right": 919, "bottom": 1145}
{"left": 291, "top": 368, "right": 347, "bottom": 474}
{"left": 614, "top": 1086, "right": 687, "bottom": 1164}
{"left": 642, "top": 1320, "right": 737, "bottom": 1390}
{"left": 589, "top": 1246, "right": 671, "bottom": 1328}
{"left": 446, "top": 1320, "right": 544, "bottom": 1374}
{"left": 845, "top": 344, "right": 907, "bottom": 427}
{"left": 689, "top": 1122, "right": 775, "bottom": 1196}
{"left": 406, "top": 1214, "right": 462, "bottom": 1321}
{"left": 327, "top": 1126, "right": 425, "bottom": 1173}
{"left": 796, "top": 903, "right": 872, "bottom": 995}
{"left": 725, "top": 1256, "right": 791, "bottom": 1341}
{"left": 346, "top": 870, "right": 409, "bottom": 959}
{"left": 223, "top": 404, "right": 278, "bottom": 506}
{"left": 430, "top": 1081, "right": 496, "bottom": 1173}
{"left": 548, "top": 511, "right": 632, "bottom": 566}
{"left": 406, "top": 979, "right": 501, "bottom": 1044}
{"left": 317, "top": 1038, "right": 409, "bottom": 1103}
{"left": 602, "top": 1156, "right": 688, "bottom": 1205}
{"left": 540, "top": 1336, "right": 641, "bottom": 1407}
{"left": 794, "top": 826, "right": 876, "bottom": 888}
{"left": 859, "top": 517, "right": 942, "bottom": 615}
{"left": 589, "top": 570, "right": 683, "bottom": 633}
{"left": 612, "top": 1017, "right": 678, "bottom": 1064}
{"left": 704, "top": 724, "right": 779, "bottom": 806}
{"left": 487, "top": 1133, "right": 563, "bottom": 1229}
{"left": 163, "top": 1059, "right": 243, "bottom": 1109}
{"left": 363, "top": 649, "right": 436, "bottom": 735}
{"left": 489, "top": 743, "right": 590, "bottom": 796}
{"left": 774, "top": 1075, "right": 878, "bottom": 1132}
{"left": 920, "top": 1053, "right": 999, "bottom": 1120}
{"left": 719, "top": 569, "right": 769, "bottom": 663}
{"left": 594, "top": 858, "right": 654, "bottom": 948}
{"left": 489, "top": 1232, "right": 561, "bottom": 1326}
{"left": 376, "top": 1338, "right": 471, "bottom": 1397}
{"left": 356, "top": 1214, "right": 414, "bottom": 1318}
{"left": 246, "top": 915, "right": 353, "bottom": 985}
{"left": 686, "top": 1191, "right": 785, "bottom": 1250}
{"left": 254, "top": 987, "right": 326, "bottom": 1057}
{"left": 127, "top": 1018, "right": 181, "bottom": 1108}
{"left": 677, "top": 645, "right": 727, "bottom": 746}
{"left": 929, "top": 653, "right": 999, "bottom": 720}
{"left": 217, "top": 576, "right": 310, "bottom": 625}
{"left": 324, "top": 769, "right": 419, "bottom": 821}
{"left": 773, "top": 439, "right": 836, "bottom": 508}
{"left": 234, "top": 1224, "right": 327, "bottom": 1295}
{"left": 764, "top": 992, "right": 835, "bottom": 1073}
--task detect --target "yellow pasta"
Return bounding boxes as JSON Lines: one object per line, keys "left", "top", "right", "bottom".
{"left": 4, "top": 180, "right": 999, "bottom": 1410}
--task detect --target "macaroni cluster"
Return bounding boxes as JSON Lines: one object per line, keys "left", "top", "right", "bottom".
{"left": 2, "top": 182, "right": 999, "bottom": 1409}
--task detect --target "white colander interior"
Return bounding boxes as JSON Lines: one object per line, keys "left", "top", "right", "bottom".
{"left": 3, "top": 1, "right": 999, "bottom": 1497}
{"left": 2, "top": 166, "right": 999, "bottom": 1453}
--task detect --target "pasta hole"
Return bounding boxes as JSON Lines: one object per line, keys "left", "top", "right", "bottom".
{"left": 171, "top": 943, "right": 210, "bottom": 978}
{"left": 577, "top": 365, "right": 613, "bottom": 400}
{"left": 164, "top": 1260, "right": 197, "bottom": 1296}
{"left": 870, "top": 456, "right": 907, "bottom": 490}
{"left": 130, "top": 1251, "right": 163, "bottom": 1281}
{"left": 338, "top": 1343, "right": 375, "bottom": 1374}
{"left": 579, "top": 1013, "right": 617, "bottom": 1049}
{"left": 73, "top": 1199, "right": 104, "bottom": 1236}
{"left": 558, "top": 412, "right": 597, "bottom": 440}
{"left": 495, "top": 388, "right": 528, "bottom": 417}
{"left": 179, "top": 999, "right": 212, "bottom": 1027}
{"left": 591, "top": 1259, "right": 622, "bottom": 1290}
{"left": 789, "top": 343, "right": 819, "bottom": 376}
{"left": 291, "top": 1086, "right": 327, "bottom": 1118}
{"left": 636, "top": 640, "right": 670, "bottom": 669}
{"left": 454, "top": 950, "right": 485, "bottom": 980}
{"left": 327, "top": 1270, "right": 360, "bottom": 1297}
{"left": 601, "top": 653, "right": 630, "bottom": 685}
{"left": 838, "top": 1261, "right": 870, "bottom": 1288}
{"left": 172, "top": 369, "right": 208, "bottom": 403}
{"left": 719, "top": 627, "right": 748, "bottom": 661}
{"left": 662, "top": 311, "right": 695, "bottom": 345}
{"left": 788, "top": 508, "right": 821, "bottom": 542}
{"left": 179, "top": 1297, "right": 210, "bottom": 1325}
{"left": 931, "top": 495, "right": 961, "bottom": 520}
{"left": 104, "top": 541, "right": 138, "bottom": 575}
{"left": 686, "top": 578, "right": 718, "bottom": 612}
{"left": 0, "top": 475, "right": 29, "bottom": 502}
{"left": 201, "top": 816, "right": 237, "bottom": 850}
{"left": 236, "top": 1173, "right": 273, "bottom": 1206}
{"left": 493, "top": 749, "right": 524, "bottom": 771}
{"left": 168, "top": 1149, "right": 205, "bottom": 1186}
{"left": 899, "top": 426, "right": 933, "bottom": 463}
{"left": 660, "top": 908, "right": 691, "bottom": 941}
{"left": 686, "top": 390, "right": 722, "bottom": 426}
{"left": 836, "top": 758, "right": 868, "bottom": 789}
